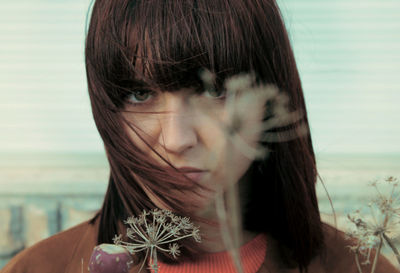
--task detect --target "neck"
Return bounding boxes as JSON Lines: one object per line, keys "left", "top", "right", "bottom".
{"left": 199, "top": 224, "right": 259, "bottom": 252}
{"left": 194, "top": 203, "right": 258, "bottom": 253}
{"left": 193, "top": 175, "right": 257, "bottom": 253}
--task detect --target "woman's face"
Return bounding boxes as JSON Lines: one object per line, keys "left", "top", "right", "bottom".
{"left": 122, "top": 85, "right": 266, "bottom": 215}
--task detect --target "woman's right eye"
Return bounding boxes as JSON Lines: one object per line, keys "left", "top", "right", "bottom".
{"left": 126, "top": 90, "right": 154, "bottom": 105}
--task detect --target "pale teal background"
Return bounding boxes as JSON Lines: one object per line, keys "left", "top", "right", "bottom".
{"left": 281, "top": 0, "right": 400, "bottom": 154}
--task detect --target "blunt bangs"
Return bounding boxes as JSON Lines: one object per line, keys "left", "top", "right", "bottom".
{"left": 129, "top": 0, "right": 255, "bottom": 86}
{"left": 95, "top": 0, "right": 280, "bottom": 107}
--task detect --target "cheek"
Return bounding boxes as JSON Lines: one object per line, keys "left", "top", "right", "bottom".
{"left": 198, "top": 119, "right": 254, "bottom": 189}
{"left": 196, "top": 107, "right": 261, "bottom": 185}
{"left": 122, "top": 114, "right": 162, "bottom": 154}
{"left": 196, "top": 116, "right": 227, "bottom": 170}
{"left": 210, "top": 147, "right": 254, "bottom": 190}
{"left": 230, "top": 152, "right": 254, "bottom": 180}
{"left": 237, "top": 99, "right": 265, "bottom": 146}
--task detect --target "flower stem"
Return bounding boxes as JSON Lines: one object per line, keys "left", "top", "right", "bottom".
{"left": 138, "top": 249, "right": 149, "bottom": 273}
{"left": 371, "top": 235, "right": 383, "bottom": 273}
{"left": 382, "top": 232, "right": 400, "bottom": 267}
{"left": 153, "top": 248, "right": 158, "bottom": 273}
{"left": 355, "top": 252, "right": 364, "bottom": 273}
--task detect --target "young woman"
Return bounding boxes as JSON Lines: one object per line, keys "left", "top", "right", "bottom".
{"left": 2, "top": 0, "right": 399, "bottom": 273}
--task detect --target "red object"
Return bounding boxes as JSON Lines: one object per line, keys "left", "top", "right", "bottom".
{"left": 88, "top": 244, "right": 134, "bottom": 273}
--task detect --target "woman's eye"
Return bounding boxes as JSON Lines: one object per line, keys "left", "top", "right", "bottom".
{"left": 203, "top": 88, "right": 226, "bottom": 99}
{"left": 127, "top": 90, "right": 154, "bottom": 104}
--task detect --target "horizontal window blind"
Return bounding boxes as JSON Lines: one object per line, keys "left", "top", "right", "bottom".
{"left": 278, "top": 0, "right": 400, "bottom": 154}
{"left": 0, "top": 0, "right": 98, "bottom": 153}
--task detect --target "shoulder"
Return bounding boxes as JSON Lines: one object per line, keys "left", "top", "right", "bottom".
{"left": 312, "top": 223, "right": 400, "bottom": 273}
{"left": 1, "top": 219, "right": 97, "bottom": 273}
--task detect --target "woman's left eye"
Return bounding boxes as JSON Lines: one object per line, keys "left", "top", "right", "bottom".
{"left": 203, "top": 87, "right": 226, "bottom": 99}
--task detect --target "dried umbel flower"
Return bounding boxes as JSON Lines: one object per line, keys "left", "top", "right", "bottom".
{"left": 346, "top": 176, "right": 400, "bottom": 273}
{"left": 113, "top": 209, "right": 201, "bottom": 273}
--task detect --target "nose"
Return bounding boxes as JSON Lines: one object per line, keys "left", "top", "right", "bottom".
{"left": 159, "top": 93, "right": 198, "bottom": 155}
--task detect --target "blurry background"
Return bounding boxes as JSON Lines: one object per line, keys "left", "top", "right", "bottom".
{"left": 0, "top": 0, "right": 399, "bottom": 268}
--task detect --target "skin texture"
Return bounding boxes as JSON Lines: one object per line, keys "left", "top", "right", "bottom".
{"left": 121, "top": 88, "right": 263, "bottom": 211}
{"left": 121, "top": 87, "right": 265, "bottom": 251}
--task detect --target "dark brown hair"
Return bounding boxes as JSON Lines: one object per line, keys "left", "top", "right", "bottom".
{"left": 85, "top": 0, "right": 324, "bottom": 271}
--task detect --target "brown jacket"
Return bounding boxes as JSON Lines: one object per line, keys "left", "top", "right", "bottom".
{"left": 1, "top": 216, "right": 399, "bottom": 273}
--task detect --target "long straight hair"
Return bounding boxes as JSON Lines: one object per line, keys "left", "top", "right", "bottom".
{"left": 85, "top": 0, "right": 324, "bottom": 271}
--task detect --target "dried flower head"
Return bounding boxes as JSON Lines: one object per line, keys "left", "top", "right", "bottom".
{"left": 346, "top": 176, "right": 400, "bottom": 272}
{"left": 193, "top": 69, "right": 307, "bottom": 163}
{"left": 113, "top": 209, "right": 201, "bottom": 273}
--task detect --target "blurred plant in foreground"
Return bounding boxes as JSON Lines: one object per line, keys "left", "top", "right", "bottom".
{"left": 193, "top": 69, "right": 307, "bottom": 273}
{"left": 347, "top": 176, "right": 400, "bottom": 273}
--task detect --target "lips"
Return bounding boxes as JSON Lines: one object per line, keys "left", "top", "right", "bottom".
{"left": 177, "top": 167, "right": 206, "bottom": 173}
{"left": 177, "top": 167, "right": 208, "bottom": 182}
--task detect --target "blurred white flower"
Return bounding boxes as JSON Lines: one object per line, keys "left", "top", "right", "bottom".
{"left": 347, "top": 176, "right": 400, "bottom": 271}
{"left": 194, "top": 69, "right": 307, "bottom": 163}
